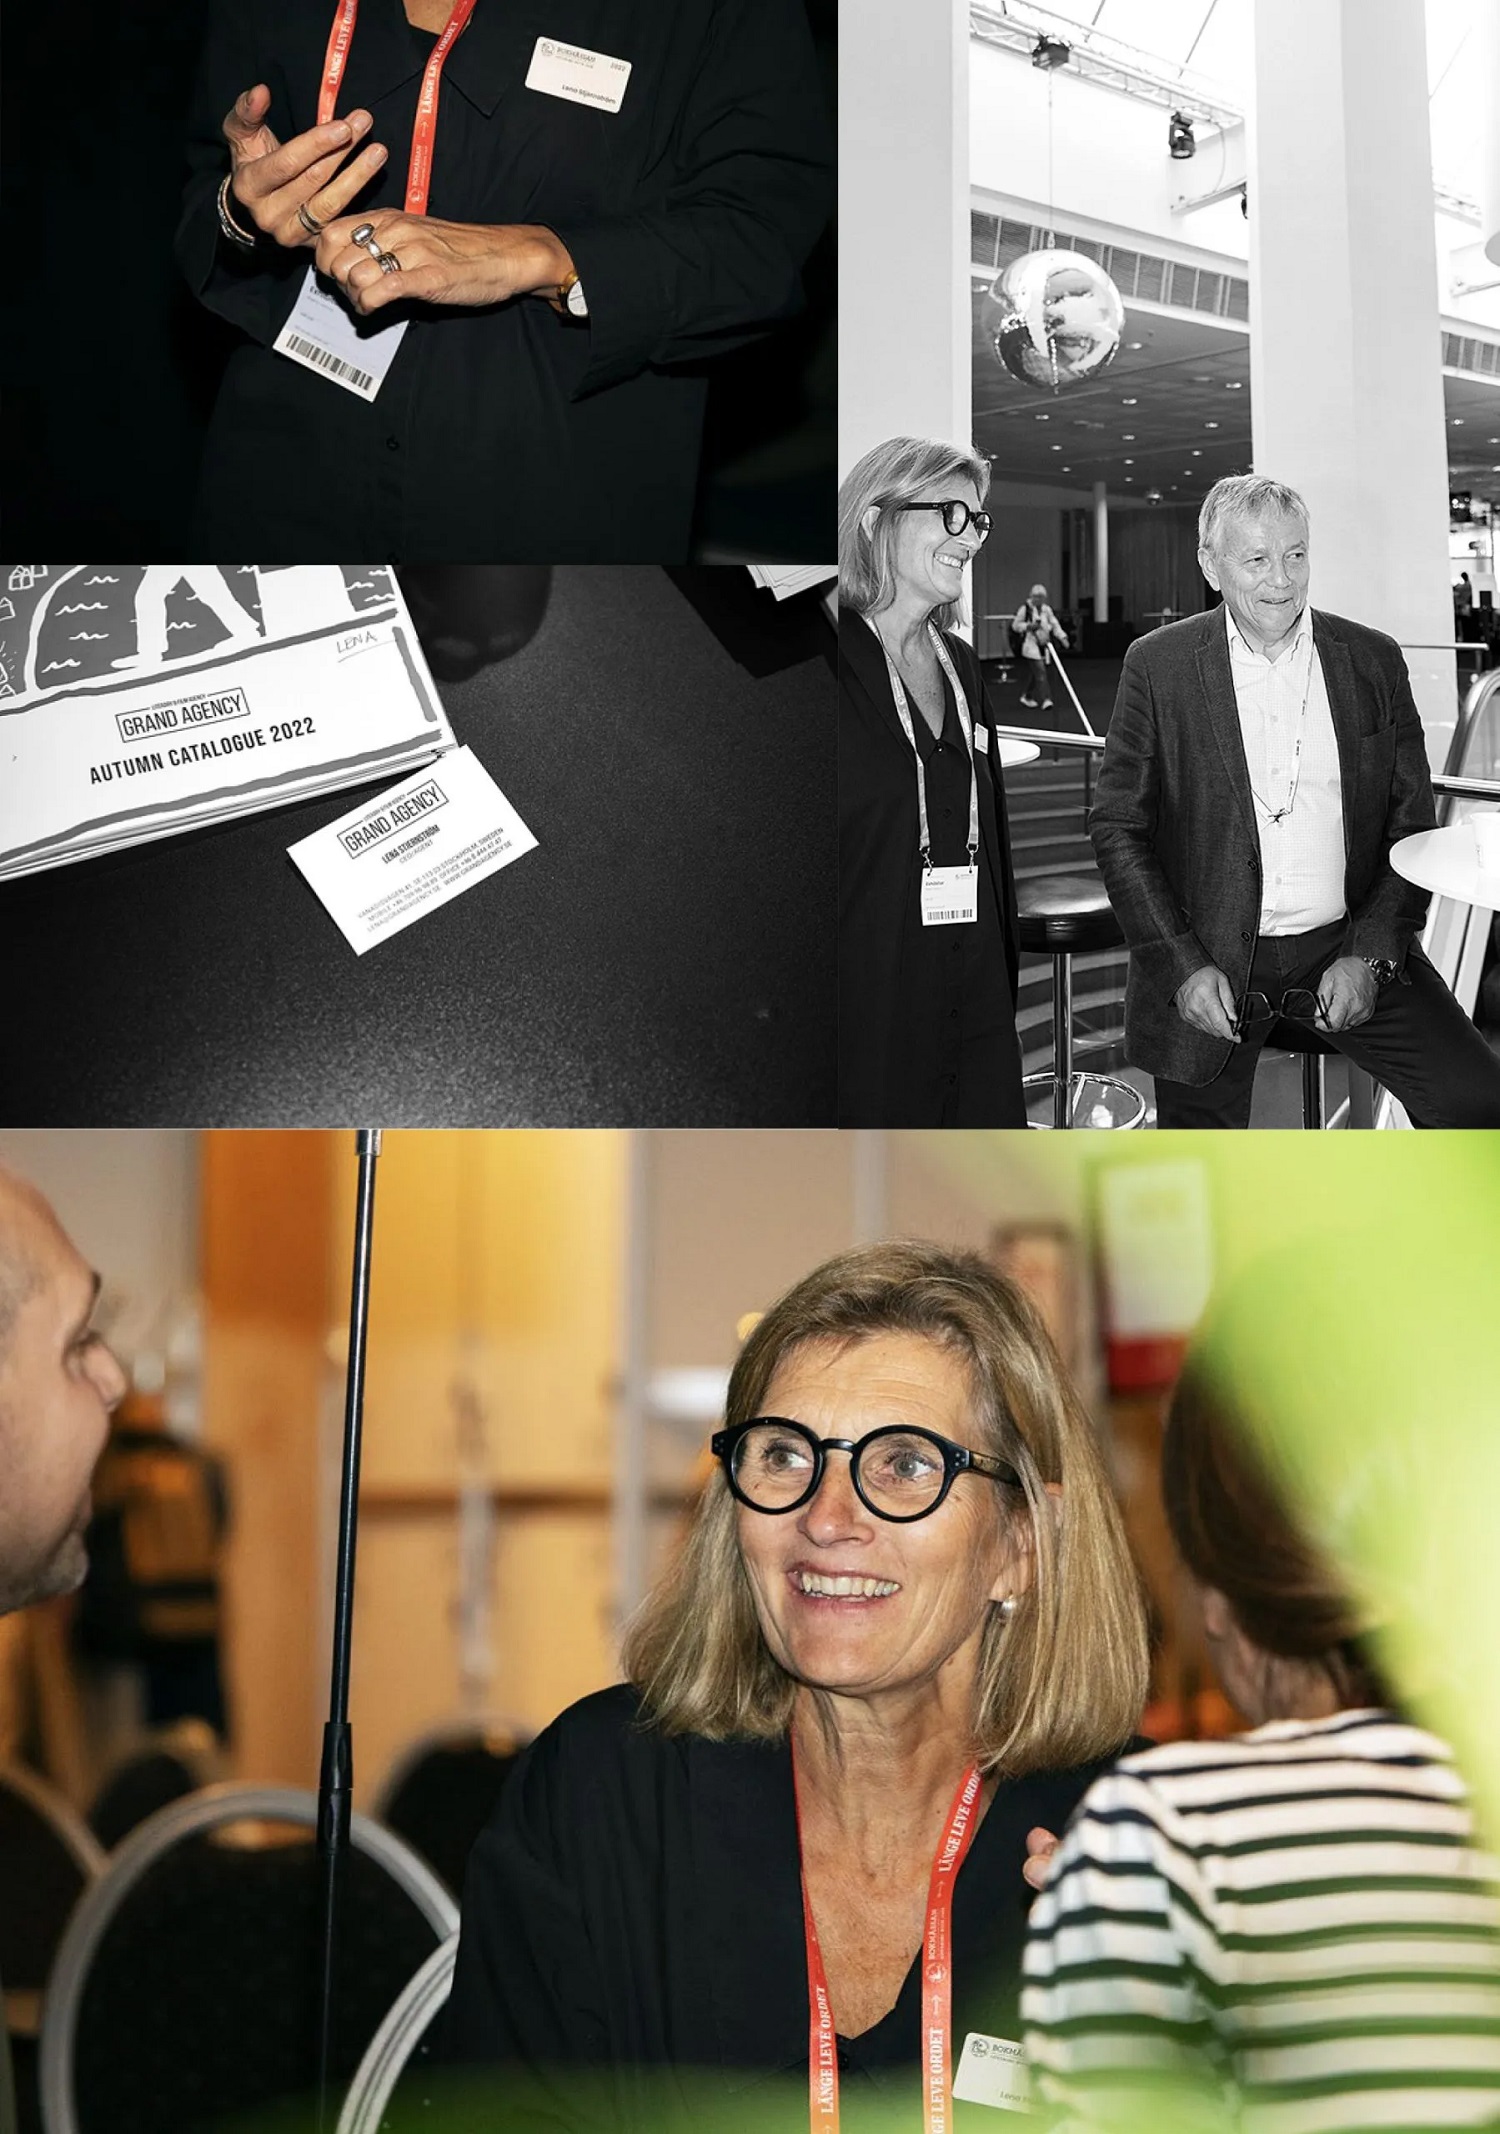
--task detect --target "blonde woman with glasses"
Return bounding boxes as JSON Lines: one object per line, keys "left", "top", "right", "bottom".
{"left": 838, "top": 437, "right": 1027, "bottom": 1128}
{"left": 445, "top": 1241, "right": 1147, "bottom": 2130}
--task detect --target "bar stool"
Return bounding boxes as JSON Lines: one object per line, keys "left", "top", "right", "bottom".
{"left": 1018, "top": 876, "right": 1146, "bottom": 1129}
{"left": 1266, "top": 1018, "right": 1331, "bottom": 1128}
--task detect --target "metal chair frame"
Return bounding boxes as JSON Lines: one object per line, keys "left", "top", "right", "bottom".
{"left": 336, "top": 1933, "right": 458, "bottom": 2134}
{"left": 38, "top": 1781, "right": 457, "bottom": 2134}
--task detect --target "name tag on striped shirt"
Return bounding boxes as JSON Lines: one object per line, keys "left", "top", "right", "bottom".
{"left": 953, "top": 2032, "right": 1029, "bottom": 2111}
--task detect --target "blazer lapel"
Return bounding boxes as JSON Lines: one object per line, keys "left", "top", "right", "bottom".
{"left": 1310, "top": 611, "right": 1359, "bottom": 855}
{"left": 839, "top": 608, "right": 910, "bottom": 751}
{"left": 1193, "top": 612, "right": 1257, "bottom": 842}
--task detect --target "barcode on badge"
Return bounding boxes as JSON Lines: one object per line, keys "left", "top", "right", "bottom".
{"left": 928, "top": 907, "right": 968, "bottom": 922}
{"left": 284, "top": 334, "right": 376, "bottom": 395}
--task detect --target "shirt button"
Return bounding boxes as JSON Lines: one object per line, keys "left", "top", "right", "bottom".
{"left": 1241, "top": 930, "right": 1251, "bottom": 942}
{"left": 386, "top": 437, "right": 401, "bottom": 452}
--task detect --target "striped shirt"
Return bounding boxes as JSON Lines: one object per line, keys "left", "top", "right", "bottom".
{"left": 1022, "top": 1711, "right": 1500, "bottom": 2133}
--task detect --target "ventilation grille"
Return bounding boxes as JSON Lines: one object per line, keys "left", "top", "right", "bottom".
{"left": 1443, "top": 333, "right": 1500, "bottom": 378}
{"left": 972, "top": 214, "right": 1249, "bottom": 324}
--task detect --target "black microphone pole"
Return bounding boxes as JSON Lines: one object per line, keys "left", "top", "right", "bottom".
{"left": 315, "top": 1128, "right": 382, "bottom": 2134}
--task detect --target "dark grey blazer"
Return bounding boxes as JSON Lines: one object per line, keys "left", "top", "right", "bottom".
{"left": 1089, "top": 606, "right": 1435, "bottom": 1086}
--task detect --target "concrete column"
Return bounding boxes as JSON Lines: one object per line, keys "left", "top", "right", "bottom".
{"left": 1481, "top": 3, "right": 1500, "bottom": 269}
{"left": 1249, "top": 0, "right": 1456, "bottom": 764}
{"left": 1093, "top": 481, "right": 1110, "bottom": 625}
{"left": 839, "top": 0, "right": 970, "bottom": 476}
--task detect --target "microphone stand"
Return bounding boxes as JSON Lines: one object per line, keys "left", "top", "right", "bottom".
{"left": 315, "top": 1128, "right": 383, "bottom": 2134}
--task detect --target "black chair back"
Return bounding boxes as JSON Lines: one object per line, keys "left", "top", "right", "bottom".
{"left": 375, "top": 1724, "right": 529, "bottom": 1901}
{"left": 40, "top": 1784, "right": 456, "bottom": 2134}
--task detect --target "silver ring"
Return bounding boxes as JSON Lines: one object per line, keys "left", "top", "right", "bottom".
{"left": 377, "top": 252, "right": 402, "bottom": 274}
{"left": 296, "top": 200, "right": 325, "bottom": 237}
{"left": 349, "top": 222, "right": 375, "bottom": 246}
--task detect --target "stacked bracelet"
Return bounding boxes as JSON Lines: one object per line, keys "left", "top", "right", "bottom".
{"left": 216, "top": 172, "right": 259, "bottom": 251}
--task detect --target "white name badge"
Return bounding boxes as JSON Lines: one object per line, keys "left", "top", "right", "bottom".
{"left": 273, "top": 269, "right": 408, "bottom": 403}
{"left": 526, "top": 35, "right": 631, "bottom": 112}
{"left": 953, "top": 2034, "right": 1029, "bottom": 2112}
{"left": 288, "top": 744, "right": 538, "bottom": 953}
{"left": 920, "top": 863, "right": 978, "bottom": 927}
{"left": 974, "top": 724, "right": 990, "bottom": 753}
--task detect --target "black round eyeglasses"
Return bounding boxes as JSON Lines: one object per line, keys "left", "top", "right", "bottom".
{"left": 711, "top": 1417, "right": 1020, "bottom": 1524}
{"left": 893, "top": 500, "right": 993, "bottom": 541}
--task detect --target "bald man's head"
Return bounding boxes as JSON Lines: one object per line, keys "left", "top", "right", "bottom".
{"left": 0, "top": 1169, "right": 125, "bottom": 1614}
{"left": 0, "top": 1170, "right": 49, "bottom": 1357}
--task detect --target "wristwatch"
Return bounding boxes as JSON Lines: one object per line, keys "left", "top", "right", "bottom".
{"left": 556, "top": 269, "right": 589, "bottom": 318}
{"left": 1361, "top": 955, "right": 1399, "bottom": 989}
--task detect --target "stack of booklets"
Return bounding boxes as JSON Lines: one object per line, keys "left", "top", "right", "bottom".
{"left": 0, "top": 565, "right": 457, "bottom": 881}
{"left": 746, "top": 564, "right": 836, "bottom": 601}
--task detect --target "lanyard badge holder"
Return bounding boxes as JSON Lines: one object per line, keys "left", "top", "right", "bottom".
{"left": 273, "top": 0, "right": 478, "bottom": 401}
{"left": 878, "top": 625, "right": 980, "bottom": 927}
{"left": 794, "top": 1750, "right": 985, "bottom": 2134}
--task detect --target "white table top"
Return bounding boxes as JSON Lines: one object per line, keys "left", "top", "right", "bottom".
{"left": 1390, "top": 825, "right": 1500, "bottom": 910}
{"left": 996, "top": 738, "right": 1041, "bottom": 767}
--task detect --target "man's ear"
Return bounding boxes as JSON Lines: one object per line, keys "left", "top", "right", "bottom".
{"left": 989, "top": 1480, "right": 1061, "bottom": 1604}
{"left": 1200, "top": 1584, "right": 1235, "bottom": 1640}
{"left": 1198, "top": 547, "right": 1221, "bottom": 592}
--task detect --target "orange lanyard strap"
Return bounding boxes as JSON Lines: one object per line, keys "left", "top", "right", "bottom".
{"left": 793, "top": 1747, "right": 984, "bottom": 2134}
{"left": 317, "top": 0, "right": 479, "bottom": 215}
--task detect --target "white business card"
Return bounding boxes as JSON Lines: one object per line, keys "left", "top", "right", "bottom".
{"left": 952, "top": 2033, "right": 1029, "bottom": 2112}
{"left": 525, "top": 35, "right": 631, "bottom": 112}
{"left": 288, "top": 745, "right": 537, "bottom": 954}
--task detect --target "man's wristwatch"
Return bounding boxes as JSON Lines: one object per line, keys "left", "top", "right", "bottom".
{"left": 1361, "top": 955, "right": 1399, "bottom": 989}
{"left": 556, "top": 269, "right": 589, "bottom": 318}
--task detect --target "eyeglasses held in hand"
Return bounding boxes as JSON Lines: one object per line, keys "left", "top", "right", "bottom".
{"left": 1232, "top": 986, "right": 1330, "bottom": 1038}
{"left": 711, "top": 1417, "right": 1020, "bottom": 1523}
{"left": 892, "top": 500, "right": 993, "bottom": 542}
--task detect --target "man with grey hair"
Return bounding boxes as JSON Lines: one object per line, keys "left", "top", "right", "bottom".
{"left": 0, "top": 1168, "right": 125, "bottom": 2134}
{"left": 1089, "top": 472, "right": 1500, "bottom": 1126}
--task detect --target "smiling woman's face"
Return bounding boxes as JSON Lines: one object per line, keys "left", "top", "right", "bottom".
{"left": 882, "top": 482, "right": 985, "bottom": 617}
{"left": 734, "top": 1330, "right": 1029, "bottom": 1707}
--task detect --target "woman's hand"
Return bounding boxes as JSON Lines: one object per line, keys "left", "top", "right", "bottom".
{"left": 221, "top": 85, "right": 389, "bottom": 249}
{"left": 314, "top": 213, "right": 575, "bottom": 315}
{"left": 1022, "top": 1825, "right": 1060, "bottom": 1893}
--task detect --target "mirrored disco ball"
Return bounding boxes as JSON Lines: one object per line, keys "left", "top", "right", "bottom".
{"left": 987, "top": 248, "right": 1125, "bottom": 389}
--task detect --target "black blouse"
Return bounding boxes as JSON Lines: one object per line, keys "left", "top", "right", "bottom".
{"left": 176, "top": 0, "right": 831, "bottom": 561}
{"left": 839, "top": 611, "right": 1026, "bottom": 1128}
{"left": 442, "top": 1685, "right": 1126, "bottom": 2131}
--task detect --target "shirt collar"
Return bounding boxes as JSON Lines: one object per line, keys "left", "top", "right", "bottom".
{"left": 1223, "top": 599, "right": 1313, "bottom": 668}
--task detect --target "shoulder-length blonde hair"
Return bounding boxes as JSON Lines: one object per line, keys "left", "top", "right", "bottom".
{"left": 838, "top": 437, "right": 991, "bottom": 637}
{"left": 623, "top": 1240, "right": 1147, "bottom": 1776}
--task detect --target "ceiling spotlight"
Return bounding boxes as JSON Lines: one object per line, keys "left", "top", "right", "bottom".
{"left": 1035, "top": 413, "right": 1051, "bottom": 421}
{"left": 1192, "top": 449, "right": 1203, "bottom": 457}
{"left": 1169, "top": 111, "right": 1196, "bottom": 159}
{"left": 1226, "top": 381, "right": 1243, "bottom": 390}
{"left": 1145, "top": 488, "right": 1164, "bottom": 505}
{"left": 1051, "top": 444, "right": 1062, "bottom": 450}
{"left": 1123, "top": 434, "right": 1136, "bottom": 441}
{"left": 1032, "top": 33, "right": 1072, "bottom": 69}
{"left": 1452, "top": 418, "right": 1465, "bottom": 426}
{"left": 1127, "top": 341, "right": 1143, "bottom": 351}
{"left": 1122, "top": 397, "right": 1139, "bottom": 406}
{"left": 1204, "top": 422, "right": 1220, "bottom": 429}
{"left": 1123, "top": 459, "right": 1135, "bottom": 465}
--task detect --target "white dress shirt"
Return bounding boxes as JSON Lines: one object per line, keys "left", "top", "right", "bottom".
{"left": 1224, "top": 604, "right": 1346, "bottom": 935}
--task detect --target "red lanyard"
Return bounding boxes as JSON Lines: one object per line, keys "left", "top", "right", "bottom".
{"left": 793, "top": 1748, "right": 984, "bottom": 2134}
{"left": 317, "top": 0, "right": 479, "bottom": 215}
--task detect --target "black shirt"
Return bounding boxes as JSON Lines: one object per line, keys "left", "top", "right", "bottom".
{"left": 177, "top": 0, "right": 831, "bottom": 562}
{"left": 442, "top": 1684, "right": 1126, "bottom": 2131}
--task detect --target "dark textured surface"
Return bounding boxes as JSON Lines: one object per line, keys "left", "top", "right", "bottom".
{"left": 70, "top": 1831, "right": 440, "bottom": 2134}
{"left": 1, "top": 569, "right": 835, "bottom": 1125}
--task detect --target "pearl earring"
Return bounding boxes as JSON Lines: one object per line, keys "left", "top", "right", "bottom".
{"left": 998, "top": 1595, "right": 1017, "bottom": 1621}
